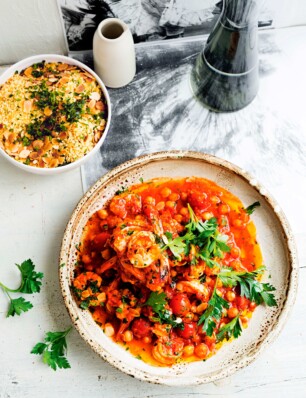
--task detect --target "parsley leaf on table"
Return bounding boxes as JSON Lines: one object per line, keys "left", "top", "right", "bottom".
{"left": 0, "top": 259, "right": 44, "bottom": 317}
{"left": 218, "top": 266, "right": 277, "bottom": 307}
{"left": 31, "top": 327, "right": 72, "bottom": 370}
{"left": 217, "top": 315, "right": 242, "bottom": 342}
{"left": 245, "top": 201, "right": 260, "bottom": 215}
{"left": 6, "top": 297, "right": 33, "bottom": 317}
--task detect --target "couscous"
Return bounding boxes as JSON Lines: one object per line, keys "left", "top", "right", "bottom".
{"left": 0, "top": 61, "right": 107, "bottom": 168}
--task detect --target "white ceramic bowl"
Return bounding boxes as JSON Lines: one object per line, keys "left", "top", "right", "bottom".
{"left": 0, "top": 54, "right": 111, "bottom": 175}
{"left": 59, "top": 151, "right": 298, "bottom": 386}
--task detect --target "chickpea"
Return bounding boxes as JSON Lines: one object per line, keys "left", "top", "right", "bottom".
{"left": 226, "top": 291, "right": 236, "bottom": 302}
{"left": 210, "top": 195, "right": 220, "bottom": 204}
{"left": 232, "top": 219, "right": 244, "bottom": 228}
{"left": 97, "top": 209, "right": 108, "bottom": 219}
{"left": 240, "top": 316, "right": 249, "bottom": 327}
{"left": 104, "top": 323, "right": 115, "bottom": 337}
{"left": 231, "top": 247, "right": 240, "bottom": 258}
{"left": 165, "top": 200, "right": 176, "bottom": 209}
{"left": 143, "top": 336, "right": 152, "bottom": 344}
{"left": 181, "top": 192, "right": 188, "bottom": 200}
{"left": 174, "top": 214, "right": 183, "bottom": 223}
{"left": 144, "top": 196, "right": 155, "bottom": 205}
{"left": 101, "top": 248, "right": 111, "bottom": 260}
{"left": 219, "top": 203, "right": 230, "bottom": 214}
{"left": 156, "top": 201, "right": 165, "bottom": 211}
{"left": 123, "top": 330, "right": 133, "bottom": 343}
{"left": 228, "top": 307, "right": 239, "bottom": 318}
{"left": 82, "top": 254, "right": 91, "bottom": 264}
{"left": 183, "top": 344, "right": 195, "bottom": 357}
{"left": 161, "top": 187, "right": 172, "bottom": 198}
{"left": 169, "top": 193, "right": 180, "bottom": 201}
{"left": 193, "top": 335, "right": 201, "bottom": 343}
{"left": 203, "top": 212, "right": 214, "bottom": 220}
{"left": 195, "top": 343, "right": 209, "bottom": 359}
{"left": 180, "top": 207, "right": 188, "bottom": 216}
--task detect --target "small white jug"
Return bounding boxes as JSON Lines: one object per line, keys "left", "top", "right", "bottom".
{"left": 93, "top": 18, "right": 136, "bottom": 88}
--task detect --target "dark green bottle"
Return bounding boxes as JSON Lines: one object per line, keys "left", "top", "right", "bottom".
{"left": 191, "top": 0, "right": 259, "bottom": 112}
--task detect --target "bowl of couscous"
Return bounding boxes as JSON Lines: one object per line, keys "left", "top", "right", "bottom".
{"left": 0, "top": 54, "right": 111, "bottom": 175}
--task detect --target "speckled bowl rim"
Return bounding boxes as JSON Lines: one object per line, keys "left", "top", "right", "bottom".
{"left": 59, "top": 150, "right": 298, "bottom": 385}
{"left": 0, "top": 54, "right": 111, "bottom": 175}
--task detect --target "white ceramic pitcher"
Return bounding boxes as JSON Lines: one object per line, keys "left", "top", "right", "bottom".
{"left": 93, "top": 18, "right": 136, "bottom": 88}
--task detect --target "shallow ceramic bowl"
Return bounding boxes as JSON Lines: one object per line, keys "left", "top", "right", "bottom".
{"left": 59, "top": 151, "right": 298, "bottom": 385}
{"left": 0, "top": 54, "right": 111, "bottom": 175}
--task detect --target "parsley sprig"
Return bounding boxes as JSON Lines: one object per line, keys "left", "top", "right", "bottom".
{"left": 161, "top": 231, "right": 194, "bottom": 260}
{"left": 145, "top": 291, "right": 183, "bottom": 329}
{"left": 0, "top": 259, "right": 44, "bottom": 317}
{"left": 217, "top": 315, "right": 242, "bottom": 342}
{"left": 198, "top": 266, "right": 277, "bottom": 337}
{"left": 218, "top": 266, "right": 277, "bottom": 307}
{"left": 197, "top": 288, "right": 229, "bottom": 336}
{"left": 31, "top": 327, "right": 72, "bottom": 370}
{"left": 161, "top": 204, "right": 230, "bottom": 267}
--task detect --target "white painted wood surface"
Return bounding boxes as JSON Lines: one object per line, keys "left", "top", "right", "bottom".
{"left": 1, "top": 31, "right": 306, "bottom": 397}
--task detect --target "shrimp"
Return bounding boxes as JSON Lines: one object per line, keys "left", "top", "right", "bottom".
{"left": 111, "top": 226, "right": 143, "bottom": 255}
{"left": 73, "top": 271, "right": 102, "bottom": 290}
{"left": 176, "top": 280, "right": 209, "bottom": 301}
{"left": 146, "top": 254, "right": 170, "bottom": 291}
{"left": 152, "top": 337, "right": 184, "bottom": 365}
{"left": 143, "top": 204, "right": 164, "bottom": 236}
{"left": 96, "top": 256, "right": 118, "bottom": 274}
{"left": 127, "top": 231, "right": 160, "bottom": 268}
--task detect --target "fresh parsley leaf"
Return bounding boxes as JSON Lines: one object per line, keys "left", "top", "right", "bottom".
{"left": 218, "top": 266, "right": 277, "bottom": 307}
{"left": 0, "top": 259, "right": 43, "bottom": 317}
{"left": 198, "top": 291, "right": 229, "bottom": 336}
{"left": 145, "top": 291, "right": 167, "bottom": 315}
{"left": 217, "top": 315, "right": 242, "bottom": 342}
{"left": 145, "top": 291, "right": 183, "bottom": 328}
{"left": 6, "top": 297, "right": 33, "bottom": 317}
{"left": 245, "top": 201, "right": 260, "bottom": 215}
{"left": 31, "top": 327, "right": 72, "bottom": 371}
{"left": 162, "top": 231, "right": 194, "bottom": 260}
{"left": 17, "top": 259, "right": 44, "bottom": 293}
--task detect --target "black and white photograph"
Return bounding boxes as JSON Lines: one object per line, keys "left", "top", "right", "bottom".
{"left": 58, "top": 0, "right": 274, "bottom": 52}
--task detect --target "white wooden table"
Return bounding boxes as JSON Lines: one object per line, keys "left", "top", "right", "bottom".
{"left": 1, "top": 27, "right": 306, "bottom": 398}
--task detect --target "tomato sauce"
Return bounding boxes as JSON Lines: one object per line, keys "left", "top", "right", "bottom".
{"left": 72, "top": 177, "right": 263, "bottom": 366}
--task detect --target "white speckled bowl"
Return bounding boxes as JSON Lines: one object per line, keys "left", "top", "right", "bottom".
{"left": 59, "top": 151, "right": 298, "bottom": 385}
{"left": 0, "top": 54, "right": 111, "bottom": 175}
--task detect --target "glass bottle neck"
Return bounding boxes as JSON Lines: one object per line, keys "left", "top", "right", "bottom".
{"left": 221, "top": 0, "right": 259, "bottom": 29}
